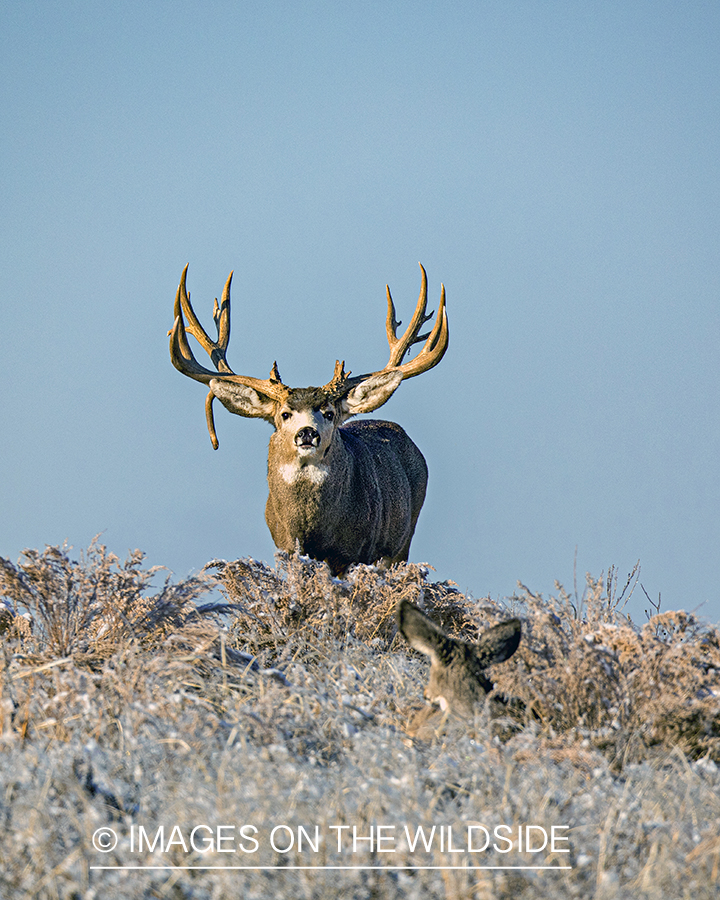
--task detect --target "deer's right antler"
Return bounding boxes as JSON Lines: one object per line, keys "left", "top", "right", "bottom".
{"left": 169, "top": 265, "right": 288, "bottom": 447}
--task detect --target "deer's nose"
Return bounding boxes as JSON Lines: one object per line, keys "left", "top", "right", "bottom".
{"left": 295, "top": 426, "right": 320, "bottom": 447}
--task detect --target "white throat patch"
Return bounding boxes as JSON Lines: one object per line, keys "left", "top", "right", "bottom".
{"left": 279, "top": 462, "right": 329, "bottom": 486}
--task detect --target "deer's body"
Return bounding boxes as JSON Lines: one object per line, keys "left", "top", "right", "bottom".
{"left": 169, "top": 264, "right": 447, "bottom": 574}
{"left": 266, "top": 418, "right": 427, "bottom": 573}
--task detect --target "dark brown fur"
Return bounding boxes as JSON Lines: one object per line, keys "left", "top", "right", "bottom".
{"left": 266, "top": 420, "right": 427, "bottom": 574}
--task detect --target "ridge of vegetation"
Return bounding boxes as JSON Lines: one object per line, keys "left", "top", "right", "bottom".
{"left": 0, "top": 541, "right": 718, "bottom": 898}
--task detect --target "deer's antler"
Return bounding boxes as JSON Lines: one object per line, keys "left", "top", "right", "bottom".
{"left": 169, "top": 265, "right": 288, "bottom": 447}
{"left": 324, "top": 263, "right": 448, "bottom": 395}
{"left": 385, "top": 262, "right": 448, "bottom": 378}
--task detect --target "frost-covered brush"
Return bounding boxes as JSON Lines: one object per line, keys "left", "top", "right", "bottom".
{"left": 169, "top": 263, "right": 448, "bottom": 575}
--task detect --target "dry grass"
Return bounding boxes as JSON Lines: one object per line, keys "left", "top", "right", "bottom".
{"left": 0, "top": 543, "right": 718, "bottom": 898}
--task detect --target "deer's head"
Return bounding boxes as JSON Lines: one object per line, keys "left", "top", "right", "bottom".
{"left": 168, "top": 264, "right": 448, "bottom": 463}
{"left": 397, "top": 600, "right": 521, "bottom": 718}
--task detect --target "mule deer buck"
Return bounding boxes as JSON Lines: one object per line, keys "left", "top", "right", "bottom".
{"left": 397, "top": 600, "right": 521, "bottom": 718}
{"left": 169, "top": 264, "right": 448, "bottom": 575}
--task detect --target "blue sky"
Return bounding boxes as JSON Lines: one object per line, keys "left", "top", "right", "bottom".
{"left": 2, "top": 2, "right": 719, "bottom": 623}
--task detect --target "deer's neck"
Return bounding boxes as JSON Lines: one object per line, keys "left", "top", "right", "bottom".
{"left": 265, "top": 431, "right": 355, "bottom": 552}
{"left": 267, "top": 430, "right": 351, "bottom": 494}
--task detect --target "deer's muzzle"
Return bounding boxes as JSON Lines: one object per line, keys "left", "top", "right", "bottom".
{"left": 295, "top": 427, "right": 320, "bottom": 448}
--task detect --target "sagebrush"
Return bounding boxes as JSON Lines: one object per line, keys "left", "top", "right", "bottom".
{"left": 0, "top": 542, "right": 718, "bottom": 898}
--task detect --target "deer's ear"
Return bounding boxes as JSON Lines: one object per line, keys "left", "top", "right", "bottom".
{"left": 343, "top": 370, "right": 404, "bottom": 415}
{"left": 475, "top": 619, "right": 522, "bottom": 667}
{"left": 396, "top": 601, "right": 444, "bottom": 665}
{"left": 210, "top": 379, "right": 277, "bottom": 421}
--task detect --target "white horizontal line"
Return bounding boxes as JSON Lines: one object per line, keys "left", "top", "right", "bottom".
{"left": 90, "top": 865, "right": 572, "bottom": 871}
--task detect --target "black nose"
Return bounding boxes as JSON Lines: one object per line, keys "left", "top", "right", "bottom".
{"left": 295, "top": 427, "right": 320, "bottom": 447}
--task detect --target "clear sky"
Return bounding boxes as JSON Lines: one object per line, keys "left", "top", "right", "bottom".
{"left": 2, "top": 2, "right": 719, "bottom": 624}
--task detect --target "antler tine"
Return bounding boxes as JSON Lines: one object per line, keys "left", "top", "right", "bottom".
{"left": 384, "top": 263, "right": 448, "bottom": 379}
{"left": 386, "top": 263, "right": 432, "bottom": 367}
{"left": 394, "top": 281, "right": 448, "bottom": 378}
{"left": 320, "top": 359, "right": 352, "bottom": 396}
{"left": 213, "top": 271, "right": 232, "bottom": 366}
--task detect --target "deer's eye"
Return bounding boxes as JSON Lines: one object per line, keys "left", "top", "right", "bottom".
{"left": 323, "top": 410, "right": 334, "bottom": 422}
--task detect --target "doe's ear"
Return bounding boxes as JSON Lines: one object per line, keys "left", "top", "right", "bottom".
{"left": 396, "top": 600, "right": 444, "bottom": 665}
{"left": 343, "top": 370, "right": 404, "bottom": 415}
{"left": 209, "top": 379, "right": 277, "bottom": 422}
{"left": 475, "top": 619, "right": 522, "bottom": 667}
